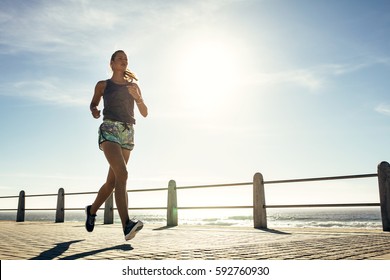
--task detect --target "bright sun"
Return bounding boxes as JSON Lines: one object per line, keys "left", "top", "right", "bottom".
{"left": 175, "top": 40, "right": 241, "bottom": 114}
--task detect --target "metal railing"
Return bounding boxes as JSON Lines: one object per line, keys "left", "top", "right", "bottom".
{"left": 0, "top": 161, "right": 389, "bottom": 231}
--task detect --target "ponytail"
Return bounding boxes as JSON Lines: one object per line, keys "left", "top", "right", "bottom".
{"left": 124, "top": 69, "right": 138, "bottom": 82}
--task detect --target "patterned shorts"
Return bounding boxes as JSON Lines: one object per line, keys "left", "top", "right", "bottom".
{"left": 98, "top": 119, "right": 135, "bottom": 151}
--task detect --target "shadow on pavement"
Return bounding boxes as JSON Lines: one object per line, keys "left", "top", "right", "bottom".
{"left": 30, "top": 240, "right": 133, "bottom": 260}
{"left": 153, "top": 226, "right": 177, "bottom": 231}
{"left": 60, "top": 244, "right": 133, "bottom": 260}
{"left": 257, "top": 228, "right": 291, "bottom": 235}
{"left": 30, "top": 240, "right": 84, "bottom": 260}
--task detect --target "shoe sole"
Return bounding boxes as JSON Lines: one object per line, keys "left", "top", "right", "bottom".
{"left": 125, "top": 221, "right": 144, "bottom": 241}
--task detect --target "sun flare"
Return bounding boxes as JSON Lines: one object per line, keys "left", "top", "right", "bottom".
{"left": 175, "top": 40, "right": 241, "bottom": 113}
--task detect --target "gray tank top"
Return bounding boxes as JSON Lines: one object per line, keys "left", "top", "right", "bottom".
{"left": 103, "top": 79, "right": 135, "bottom": 124}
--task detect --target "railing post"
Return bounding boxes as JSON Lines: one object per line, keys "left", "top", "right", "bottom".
{"left": 253, "top": 173, "right": 267, "bottom": 229}
{"left": 55, "top": 188, "right": 65, "bottom": 223}
{"left": 16, "top": 190, "right": 25, "bottom": 222}
{"left": 104, "top": 192, "right": 114, "bottom": 224}
{"left": 378, "top": 161, "right": 390, "bottom": 231}
{"left": 167, "top": 180, "right": 178, "bottom": 227}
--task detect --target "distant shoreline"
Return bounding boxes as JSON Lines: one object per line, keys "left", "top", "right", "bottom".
{"left": 0, "top": 208, "right": 383, "bottom": 229}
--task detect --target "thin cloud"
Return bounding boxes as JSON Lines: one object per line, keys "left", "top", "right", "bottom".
{"left": 0, "top": 1, "right": 121, "bottom": 54}
{"left": 322, "top": 63, "right": 371, "bottom": 75}
{"left": 375, "top": 103, "right": 390, "bottom": 116}
{"left": 0, "top": 79, "right": 89, "bottom": 106}
{"left": 247, "top": 59, "right": 389, "bottom": 92}
{"left": 0, "top": 0, "right": 229, "bottom": 55}
{"left": 247, "top": 68, "right": 324, "bottom": 91}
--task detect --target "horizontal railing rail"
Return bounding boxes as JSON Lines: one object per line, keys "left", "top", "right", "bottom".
{"left": 264, "top": 173, "right": 378, "bottom": 184}
{"left": 0, "top": 162, "right": 389, "bottom": 231}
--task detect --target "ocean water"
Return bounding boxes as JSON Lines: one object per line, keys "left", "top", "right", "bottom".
{"left": 0, "top": 207, "right": 383, "bottom": 229}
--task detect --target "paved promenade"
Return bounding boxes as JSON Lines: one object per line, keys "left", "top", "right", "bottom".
{"left": 1, "top": 221, "right": 390, "bottom": 260}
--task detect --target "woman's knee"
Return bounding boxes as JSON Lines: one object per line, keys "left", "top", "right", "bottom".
{"left": 105, "top": 180, "right": 116, "bottom": 190}
{"left": 115, "top": 167, "right": 128, "bottom": 184}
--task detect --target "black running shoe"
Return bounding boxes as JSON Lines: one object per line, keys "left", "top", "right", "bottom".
{"left": 124, "top": 219, "right": 143, "bottom": 241}
{"left": 85, "top": 205, "right": 96, "bottom": 232}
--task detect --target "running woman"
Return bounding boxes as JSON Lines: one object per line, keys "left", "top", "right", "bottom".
{"left": 85, "top": 50, "right": 148, "bottom": 241}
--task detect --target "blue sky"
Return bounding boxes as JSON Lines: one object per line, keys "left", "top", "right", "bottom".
{"left": 0, "top": 0, "right": 389, "bottom": 210}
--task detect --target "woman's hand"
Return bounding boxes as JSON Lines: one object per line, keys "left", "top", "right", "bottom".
{"left": 91, "top": 106, "right": 101, "bottom": 119}
{"left": 126, "top": 83, "right": 143, "bottom": 103}
{"left": 90, "top": 80, "right": 105, "bottom": 119}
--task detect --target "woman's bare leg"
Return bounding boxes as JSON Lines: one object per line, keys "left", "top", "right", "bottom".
{"left": 100, "top": 141, "right": 131, "bottom": 229}
{"left": 90, "top": 168, "right": 116, "bottom": 215}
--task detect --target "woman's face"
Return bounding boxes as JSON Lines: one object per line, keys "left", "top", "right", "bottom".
{"left": 111, "top": 52, "right": 128, "bottom": 72}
